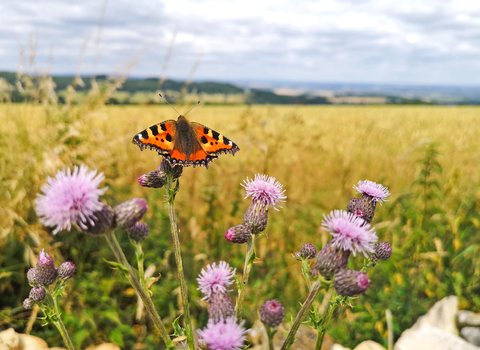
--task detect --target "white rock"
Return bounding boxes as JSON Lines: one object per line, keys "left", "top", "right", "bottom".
{"left": 412, "top": 295, "right": 459, "bottom": 335}
{"left": 458, "top": 311, "right": 480, "bottom": 328}
{"left": 394, "top": 323, "right": 480, "bottom": 350}
{"left": 461, "top": 327, "right": 480, "bottom": 346}
{"left": 332, "top": 344, "right": 352, "bottom": 350}
{"left": 354, "top": 340, "right": 386, "bottom": 350}
{"left": 0, "top": 329, "right": 19, "bottom": 350}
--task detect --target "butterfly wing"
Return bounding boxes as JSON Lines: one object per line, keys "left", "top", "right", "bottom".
{"left": 190, "top": 122, "right": 240, "bottom": 157}
{"left": 132, "top": 120, "right": 177, "bottom": 155}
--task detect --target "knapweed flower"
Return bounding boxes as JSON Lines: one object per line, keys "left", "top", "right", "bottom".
{"left": 197, "top": 317, "right": 248, "bottom": 350}
{"left": 315, "top": 241, "right": 350, "bottom": 279}
{"left": 300, "top": 243, "right": 317, "bottom": 259}
{"left": 29, "top": 286, "right": 46, "bottom": 302}
{"left": 197, "top": 261, "right": 236, "bottom": 301}
{"left": 241, "top": 174, "right": 286, "bottom": 211}
{"left": 259, "top": 299, "right": 285, "bottom": 327}
{"left": 334, "top": 269, "right": 371, "bottom": 297}
{"left": 57, "top": 261, "right": 76, "bottom": 280}
{"left": 35, "top": 165, "right": 107, "bottom": 234}
{"left": 353, "top": 180, "right": 390, "bottom": 204}
{"left": 208, "top": 291, "right": 235, "bottom": 323}
{"left": 224, "top": 225, "right": 251, "bottom": 244}
{"left": 36, "top": 250, "right": 57, "bottom": 286}
{"left": 321, "top": 210, "right": 377, "bottom": 256}
{"left": 127, "top": 222, "right": 150, "bottom": 242}
{"left": 371, "top": 242, "right": 393, "bottom": 263}
{"left": 113, "top": 198, "right": 148, "bottom": 229}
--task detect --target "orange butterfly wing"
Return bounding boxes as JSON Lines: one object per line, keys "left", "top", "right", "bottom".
{"left": 132, "top": 120, "right": 176, "bottom": 155}
{"left": 190, "top": 122, "right": 240, "bottom": 156}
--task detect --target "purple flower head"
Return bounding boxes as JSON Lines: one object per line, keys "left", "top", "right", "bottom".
{"left": 23, "top": 298, "right": 34, "bottom": 310}
{"left": 36, "top": 250, "right": 58, "bottom": 285}
{"left": 353, "top": 180, "right": 390, "bottom": 204}
{"left": 209, "top": 291, "right": 235, "bottom": 323}
{"left": 138, "top": 170, "right": 167, "bottom": 189}
{"left": 29, "top": 286, "right": 46, "bottom": 302}
{"left": 27, "top": 268, "right": 39, "bottom": 286}
{"left": 113, "top": 198, "right": 148, "bottom": 229}
{"left": 197, "top": 261, "right": 236, "bottom": 301}
{"left": 35, "top": 165, "right": 107, "bottom": 234}
{"left": 321, "top": 210, "right": 378, "bottom": 257}
{"left": 127, "top": 222, "right": 150, "bottom": 242}
{"left": 225, "top": 225, "right": 251, "bottom": 244}
{"left": 197, "top": 317, "right": 248, "bottom": 350}
{"left": 57, "top": 261, "right": 76, "bottom": 280}
{"left": 334, "top": 269, "right": 371, "bottom": 297}
{"left": 241, "top": 174, "right": 286, "bottom": 211}
{"left": 260, "top": 299, "right": 285, "bottom": 327}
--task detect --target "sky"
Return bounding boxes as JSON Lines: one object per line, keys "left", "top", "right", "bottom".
{"left": 1, "top": 0, "right": 480, "bottom": 86}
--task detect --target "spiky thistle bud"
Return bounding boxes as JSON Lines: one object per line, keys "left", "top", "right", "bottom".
{"left": 294, "top": 252, "right": 302, "bottom": 261}
{"left": 315, "top": 241, "right": 350, "bottom": 279}
{"left": 36, "top": 250, "right": 57, "bottom": 286}
{"left": 347, "top": 196, "right": 376, "bottom": 224}
{"left": 138, "top": 170, "right": 167, "bottom": 188}
{"left": 159, "top": 158, "right": 183, "bottom": 179}
{"left": 300, "top": 243, "right": 317, "bottom": 259}
{"left": 243, "top": 201, "right": 268, "bottom": 235}
{"left": 113, "top": 198, "right": 147, "bottom": 229}
{"left": 372, "top": 242, "right": 392, "bottom": 263}
{"left": 208, "top": 291, "right": 235, "bottom": 323}
{"left": 27, "top": 268, "right": 39, "bottom": 286}
{"left": 260, "top": 299, "right": 285, "bottom": 327}
{"left": 225, "top": 225, "right": 252, "bottom": 244}
{"left": 57, "top": 261, "right": 76, "bottom": 280}
{"left": 310, "top": 267, "right": 319, "bottom": 278}
{"left": 127, "top": 222, "right": 150, "bottom": 242}
{"left": 29, "top": 286, "right": 46, "bottom": 302}
{"left": 23, "top": 298, "right": 34, "bottom": 310}
{"left": 80, "top": 203, "right": 113, "bottom": 235}
{"left": 334, "top": 269, "right": 370, "bottom": 297}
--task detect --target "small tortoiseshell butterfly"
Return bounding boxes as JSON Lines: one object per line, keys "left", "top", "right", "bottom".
{"left": 132, "top": 96, "right": 240, "bottom": 169}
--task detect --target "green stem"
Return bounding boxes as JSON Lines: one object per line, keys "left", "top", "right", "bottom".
{"left": 236, "top": 234, "right": 256, "bottom": 318}
{"left": 314, "top": 291, "right": 338, "bottom": 350}
{"left": 104, "top": 230, "right": 175, "bottom": 350}
{"left": 134, "top": 242, "right": 147, "bottom": 290}
{"left": 301, "top": 259, "right": 312, "bottom": 290}
{"left": 281, "top": 281, "right": 323, "bottom": 350}
{"left": 265, "top": 325, "right": 275, "bottom": 350}
{"left": 45, "top": 290, "right": 76, "bottom": 350}
{"left": 165, "top": 175, "right": 196, "bottom": 350}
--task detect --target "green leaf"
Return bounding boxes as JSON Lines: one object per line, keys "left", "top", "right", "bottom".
{"left": 103, "top": 259, "right": 129, "bottom": 274}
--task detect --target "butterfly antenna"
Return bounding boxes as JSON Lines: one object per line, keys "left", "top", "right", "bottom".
{"left": 158, "top": 93, "right": 181, "bottom": 116}
{"left": 184, "top": 100, "right": 201, "bottom": 117}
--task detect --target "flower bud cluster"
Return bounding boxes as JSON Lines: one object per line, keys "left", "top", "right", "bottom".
{"left": 23, "top": 250, "right": 76, "bottom": 310}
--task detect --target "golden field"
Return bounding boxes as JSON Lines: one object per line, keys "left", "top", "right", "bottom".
{"left": 1, "top": 103, "right": 480, "bottom": 348}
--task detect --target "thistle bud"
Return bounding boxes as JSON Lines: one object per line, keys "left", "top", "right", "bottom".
{"left": 309, "top": 267, "right": 319, "bottom": 278}
{"left": 80, "top": 203, "right": 113, "bottom": 235}
{"left": 208, "top": 291, "right": 235, "bottom": 323}
{"left": 225, "top": 225, "right": 252, "bottom": 244}
{"left": 334, "top": 269, "right": 370, "bottom": 297}
{"left": 57, "top": 261, "right": 76, "bottom": 280}
{"left": 260, "top": 299, "right": 285, "bottom": 327}
{"left": 159, "top": 158, "right": 183, "bottom": 179}
{"left": 29, "top": 286, "right": 46, "bottom": 302}
{"left": 23, "top": 298, "right": 34, "bottom": 310}
{"left": 36, "top": 250, "right": 57, "bottom": 286}
{"left": 243, "top": 201, "right": 268, "bottom": 235}
{"left": 372, "top": 242, "right": 392, "bottom": 263}
{"left": 300, "top": 243, "right": 317, "bottom": 259}
{"left": 294, "top": 252, "right": 302, "bottom": 261}
{"left": 113, "top": 198, "right": 148, "bottom": 229}
{"left": 27, "top": 268, "right": 39, "bottom": 286}
{"left": 347, "top": 195, "right": 376, "bottom": 224}
{"left": 127, "top": 222, "right": 150, "bottom": 242}
{"left": 138, "top": 170, "right": 167, "bottom": 188}
{"left": 315, "top": 241, "right": 350, "bottom": 279}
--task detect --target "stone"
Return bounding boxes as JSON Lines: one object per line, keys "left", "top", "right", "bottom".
{"left": 0, "top": 329, "right": 19, "bottom": 350}
{"left": 412, "top": 295, "right": 459, "bottom": 335}
{"left": 461, "top": 327, "right": 480, "bottom": 346}
{"left": 18, "top": 333, "right": 49, "bottom": 349}
{"left": 458, "top": 311, "right": 480, "bottom": 329}
{"left": 332, "top": 344, "right": 351, "bottom": 350}
{"left": 86, "top": 344, "right": 121, "bottom": 350}
{"left": 0, "top": 328, "right": 64, "bottom": 350}
{"left": 354, "top": 340, "right": 386, "bottom": 350}
{"left": 394, "top": 323, "right": 480, "bottom": 350}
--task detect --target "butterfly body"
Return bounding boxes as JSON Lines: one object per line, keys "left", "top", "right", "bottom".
{"left": 133, "top": 115, "right": 239, "bottom": 169}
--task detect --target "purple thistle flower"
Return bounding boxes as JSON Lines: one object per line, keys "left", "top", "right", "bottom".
{"left": 127, "top": 222, "right": 150, "bottom": 242}
{"left": 372, "top": 242, "right": 393, "bottom": 262}
{"left": 353, "top": 180, "right": 390, "bottom": 204}
{"left": 138, "top": 170, "right": 167, "bottom": 188}
{"left": 241, "top": 174, "right": 286, "bottom": 211}
{"left": 300, "top": 243, "right": 317, "bottom": 260}
{"left": 224, "top": 225, "right": 251, "bottom": 244}
{"left": 197, "top": 317, "right": 248, "bottom": 350}
{"left": 259, "top": 299, "right": 285, "bottom": 327}
{"left": 27, "top": 268, "right": 39, "bottom": 286}
{"left": 334, "top": 269, "right": 371, "bottom": 297}
{"left": 321, "top": 210, "right": 378, "bottom": 257}
{"left": 23, "top": 298, "right": 34, "bottom": 310}
{"left": 208, "top": 291, "right": 235, "bottom": 323}
{"left": 57, "top": 261, "right": 76, "bottom": 280}
{"left": 36, "top": 250, "right": 57, "bottom": 286}
{"left": 29, "top": 286, "right": 46, "bottom": 301}
{"left": 113, "top": 198, "right": 148, "bottom": 229}
{"left": 197, "top": 261, "right": 236, "bottom": 301}
{"left": 35, "top": 165, "right": 107, "bottom": 234}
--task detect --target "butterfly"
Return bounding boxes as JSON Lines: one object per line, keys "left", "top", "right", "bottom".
{"left": 132, "top": 97, "right": 239, "bottom": 169}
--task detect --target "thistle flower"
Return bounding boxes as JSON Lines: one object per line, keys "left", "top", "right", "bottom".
{"left": 224, "top": 225, "right": 251, "bottom": 244}
{"left": 241, "top": 174, "right": 286, "bottom": 211}
{"left": 35, "top": 165, "right": 107, "bottom": 234}
{"left": 127, "top": 222, "right": 150, "bottom": 242}
{"left": 36, "top": 250, "right": 57, "bottom": 286}
{"left": 80, "top": 203, "right": 113, "bottom": 235}
{"left": 23, "top": 298, "right": 34, "bottom": 310}
{"left": 300, "top": 243, "right": 317, "bottom": 259}
{"left": 294, "top": 252, "right": 302, "bottom": 261}
{"left": 159, "top": 158, "right": 183, "bottom": 179}
{"left": 353, "top": 180, "right": 390, "bottom": 204}
{"left": 27, "top": 268, "right": 39, "bottom": 286}
{"left": 321, "top": 210, "right": 377, "bottom": 256}
{"left": 208, "top": 291, "right": 235, "bottom": 323}
{"left": 315, "top": 241, "right": 350, "bottom": 279}
{"left": 242, "top": 201, "right": 268, "bottom": 234}
{"left": 259, "top": 299, "right": 285, "bottom": 327}
{"left": 309, "top": 267, "right": 319, "bottom": 278}
{"left": 372, "top": 242, "right": 393, "bottom": 263}
{"left": 57, "top": 261, "right": 76, "bottom": 280}
{"left": 197, "top": 317, "right": 248, "bottom": 350}
{"left": 347, "top": 196, "right": 376, "bottom": 224}
{"left": 113, "top": 198, "right": 148, "bottom": 229}
{"left": 334, "top": 269, "right": 371, "bottom": 297}
{"left": 29, "top": 286, "right": 46, "bottom": 302}
{"left": 197, "top": 261, "right": 236, "bottom": 301}
{"left": 138, "top": 170, "right": 167, "bottom": 188}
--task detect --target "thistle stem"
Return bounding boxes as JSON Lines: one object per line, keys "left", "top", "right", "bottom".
{"left": 45, "top": 290, "right": 76, "bottom": 350}
{"left": 104, "top": 230, "right": 175, "bottom": 350}
{"left": 134, "top": 242, "right": 147, "bottom": 290}
{"left": 165, "top": 175, "right": 196, "bottom": 350}
{"left": 265, "top": 325, "right": 275, "bottom": 350}
{"left": 314, "top": 291, "right": 338, "bottom": 350}
{"left": 236, "top": 234, "right": 256, "bottom": 318}
{"left": 281, "top": 281, "right": 323, "bottom": 350}
{"left": 301, "top": 259, "right": 312, "bottom": 290}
